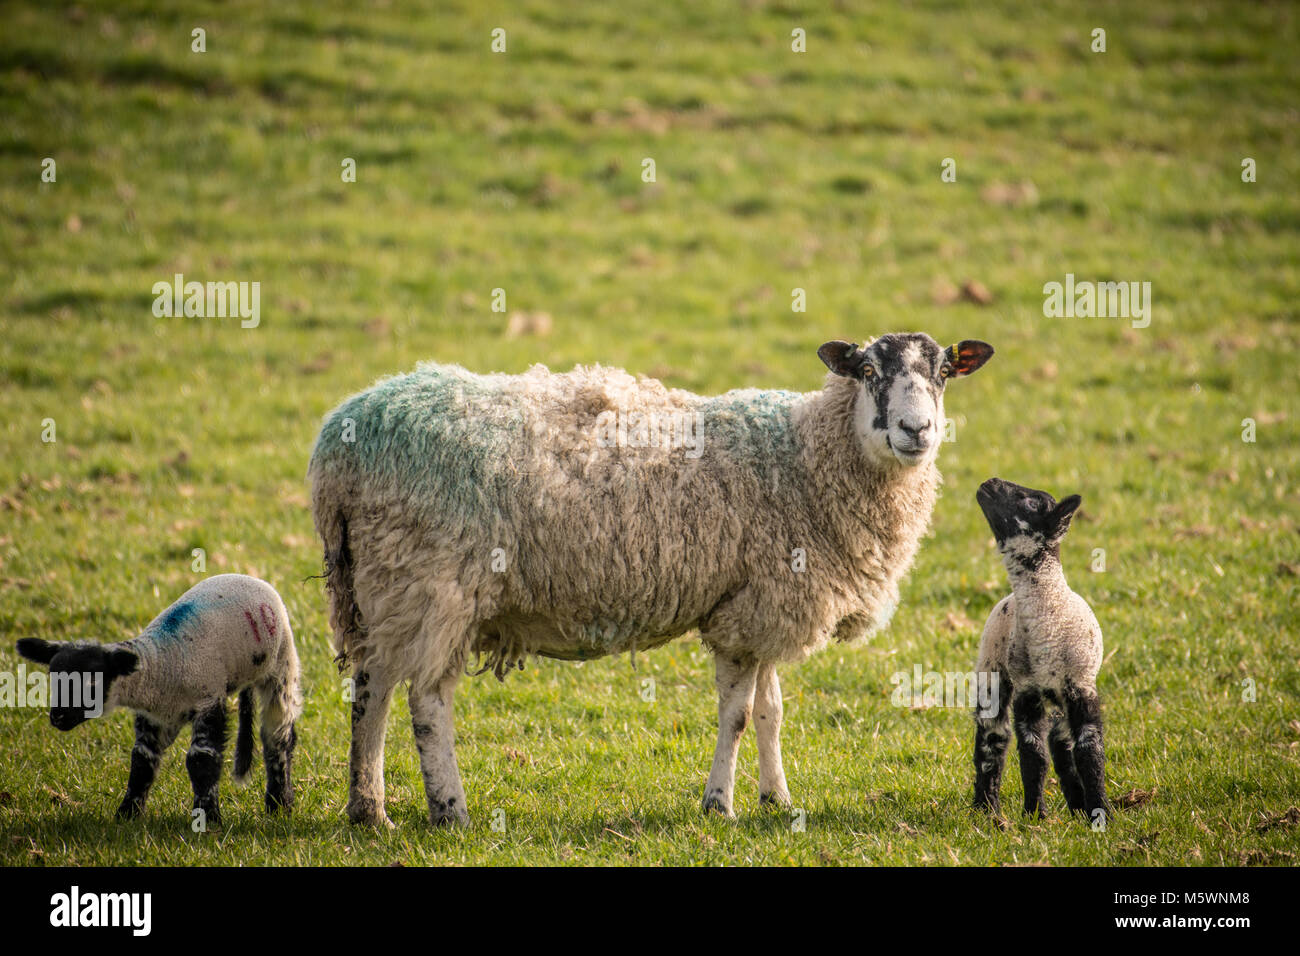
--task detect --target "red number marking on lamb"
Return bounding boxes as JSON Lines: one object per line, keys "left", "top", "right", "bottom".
{"left": 258, "top": 602, "right": 278, "bottom": 638}
{"left": 243, "top": 609, "right": 262, "bottom": 643}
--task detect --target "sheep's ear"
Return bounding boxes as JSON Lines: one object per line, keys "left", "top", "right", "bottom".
{"left": 16, "top": 638, "right": 59, "bottom": 665}
{"left": 105, "top": 648, "right": 139, "bottom": 679}
{"left": 945, "top": 340, "right": 995, "bottom": 377}
{"left": 1050, "top": 494, "right": 1082, "bottom": 538}
{"left": 818, "top": 341, "right": 866, "bottom": 378}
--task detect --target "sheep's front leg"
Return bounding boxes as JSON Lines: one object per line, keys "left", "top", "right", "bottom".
{"left": 186, "top": 701, "right": 227, "bottom": 827}
{"left": 409, "top": 672, "right": 469, "bottom": 827}
{"left": 1049, "top": 716, "right": 1086, "bottom": 812}
{"left": 702, "top": 654, "right": 758, "bottom": 817}
{"left": 754, "top": 662, "right": 790, "bottom": 808}
{"left": 348, "top": 660, "right": 399, "bottom": 828}
{"left": 117, "top": 716, "right": 178, "bottom": 820}
{"left": 1013, "top": 690, "right": 1050, "bottom": 818}
{"left": 1065, "top": 683, "right": 1111, "bottom": 822}
{"left": 973, "top": 674, "right": 1012, "bottom": 814}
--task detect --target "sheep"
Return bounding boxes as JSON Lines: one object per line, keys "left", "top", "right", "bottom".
{"left": 971, "top": 477, "right": 1111, "bottom": 822}
{"left": 308, "top": 333, "right": 994, "bottom": 827}
{"left": 15, "top": 573, "right": 301, "bottom": 824}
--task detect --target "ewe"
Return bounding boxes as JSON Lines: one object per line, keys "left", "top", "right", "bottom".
{"left": 309, "top": 334, "right": 993, "bottom": 827}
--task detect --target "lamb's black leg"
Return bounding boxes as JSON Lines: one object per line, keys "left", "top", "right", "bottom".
{"left": 117, "top": 716, "right": 178, "bottom": 819}
{"left": 973, "top": 673, "right": 1012, "bottom": 813}
{"left": 1049, "top": 715, "right": 1086, "bottom": 812}
{"left": 1064, "top": 681, "right": 1111, "bottom": 822}
{"left": 1013, "top": 690, "right": 1050, "bottom": 818}
{"left": 186, "top": 701, "right": 227, "bottom": 827}
{"left": 263, "top": 723, "right": 296, "bottom": 814}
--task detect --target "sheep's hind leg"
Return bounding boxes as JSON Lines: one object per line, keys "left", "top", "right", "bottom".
{"left": 347, "top": 660, "right": 399, "bottom": 828}
{"left": 1064, "top": 682, "right": 1111, "bottom": 823}
{"left": 1013, "top": 690, "right": 1050, "bottom": 818}
{"left": 1049, "top": 715, "right": 1086, "bottom": 813}
{"left": 186, "top": 701, "right": 227, "bottom": 827}
{"left": 754, "top": 662, "right": 790, "bottom": 808}
{"left": 410, "top": 671, "right": 469, "bottom": 827}
{"left": 117, "top": 716, "right": 178, "bottom": 819}
{"left": 260, "top": 675, "right": 298, "bottom": 814}
{"left": 972, "top": 673, "right": 1012, "bottom": 814}
{"left": 702, "top": 654, "right": 758, "bottom": 817}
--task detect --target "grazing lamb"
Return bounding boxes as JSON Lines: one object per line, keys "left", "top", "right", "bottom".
{"left": 15, "top": 574, "right": 301, "bottom": 823}
{"left": 971, "top": 477, "right": 1111, "bottom": 822}
{"left": 309, "top": 333, "right": 994, "bottom": 827}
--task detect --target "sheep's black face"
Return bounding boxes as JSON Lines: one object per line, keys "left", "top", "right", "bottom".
{"left": 819, "top": 333, "right": 994, "bottom": 468}
{"left": 14, "top": 639, "right": 138, "bottom": 731}
{"left": 977, "top": 477, "right": 1081, "bottom": 569}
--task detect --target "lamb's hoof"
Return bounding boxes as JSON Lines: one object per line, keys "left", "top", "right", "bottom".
{"left": 265, "top": 795, "right": 293, "bottom": 815}
{"left": 115, "top": 799, "right": 143, "bottom": 821}
{"left": 759, "top": 790, "right": 792, "bottom": 810}
{"left": 194, "top": 802, "right": 222, "bottom": 828}
{"left": 347, "top": 798, "right": 395, "bottom": 829}
{"left": 702, "top": 791, "right": 734, "bottom": 818}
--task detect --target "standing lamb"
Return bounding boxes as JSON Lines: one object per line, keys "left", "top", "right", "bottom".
{"left": 309, "top": 333, "right": 994, "bottom": 827}
{"left": 971, "top": 477, "right": 1111, "bottom": 822}
{"left": 15, "top": 574, "right": 301, "bottom": 823}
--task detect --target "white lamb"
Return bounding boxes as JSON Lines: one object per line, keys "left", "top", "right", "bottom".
{"left": 16, "top": 574, "right": 302, "bottom": 823}
{"left": 308, "top": 333, "right": 994, "bottom": 827}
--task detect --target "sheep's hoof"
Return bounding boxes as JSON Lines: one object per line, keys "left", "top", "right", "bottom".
{"left": 347, "top": 799, "right": 395, "bottom": 829}
{"left": 115, "top": 798, "right": 143, "bottom": 820}
{"left": 428, "top": 808, "right": 469, "bottom": 828}
{"left": 701, "top": 792, "right": 734, "bottom": 818}
{"left": 759, "top": 790, "right": 792, "bottom": 810}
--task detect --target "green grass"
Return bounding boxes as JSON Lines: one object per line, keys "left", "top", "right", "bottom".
{"left": 1, "top": 0, "right": 1297, "bottom": 865}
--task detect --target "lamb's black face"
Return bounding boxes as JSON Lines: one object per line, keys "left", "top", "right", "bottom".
{"left": 14, "top": 639, "right": 137, "bottom": 731}
{"left": 819, "top": 333, "right": 994, "bottom": 468}
{"left": 976, "top": 477, "right": 1081, "bottom": 566}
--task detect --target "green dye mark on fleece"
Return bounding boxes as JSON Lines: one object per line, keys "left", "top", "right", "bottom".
{"left": 698, "top": 389, "right": 802, "bottom": 478}
{"left": 313, "top": 364, "right": 526, "bottom": 520}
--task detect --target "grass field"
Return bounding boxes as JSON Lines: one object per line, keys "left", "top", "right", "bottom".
{"left": 1, "top": 0, "right": 1297, "bottom": 866}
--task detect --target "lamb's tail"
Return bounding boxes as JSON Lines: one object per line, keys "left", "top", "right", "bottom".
{"left": 232, "top": 688, "right": 255, "bottom": 783}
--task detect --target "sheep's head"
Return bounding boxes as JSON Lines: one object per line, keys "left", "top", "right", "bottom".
{"left": 976, "top": 477, "right": 1082, "bottom": 570}
{"left": 14, "top": 639, "right": 137, "bottom": 730}
{"left": 818, "top": 332, "right": 993, "bottom": 468}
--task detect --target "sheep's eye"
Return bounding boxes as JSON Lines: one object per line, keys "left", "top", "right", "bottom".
{"left": 939, "top": 363, "right": 953, "bottom": 379}
{"left": 860, "top": 365, "right": 874, "bottom": 379}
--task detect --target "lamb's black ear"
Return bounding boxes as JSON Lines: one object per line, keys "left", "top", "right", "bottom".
{"left": 945, "top": 340, "right": 995, "bottom": 377}
{"left": 105, "top": 648, "right": 138, "bottom": 679}
{"left": 16, "top": 638, "right": 58, "bottom": 665}
{"left": 818, "top": 341, "right": 866, "bottom": 378}
{"left": 1051, "top": 494, "right": 1082, "bottom": 537}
